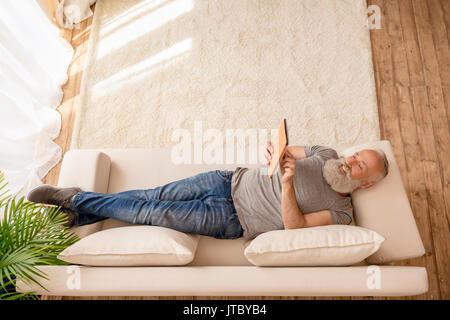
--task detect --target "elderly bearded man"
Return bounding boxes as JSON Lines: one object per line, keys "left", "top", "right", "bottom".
{"left": 27, "top": 144, "right": 389, "bottom": 240}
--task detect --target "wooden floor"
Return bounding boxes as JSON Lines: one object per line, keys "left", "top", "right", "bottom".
{"left": 41, "top": 0, "right": 449, "bottom": 300}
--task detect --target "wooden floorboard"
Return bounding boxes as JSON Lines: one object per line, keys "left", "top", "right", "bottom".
{"left": 427, "top": 0, "right": 450, "bottom": 87}
{"left": 41, "top": 0, "right": 449, "bottom": 300}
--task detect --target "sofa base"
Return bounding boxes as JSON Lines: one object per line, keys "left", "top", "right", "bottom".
{"left": 16, "top": 265, "right": 428, "bottom": 297}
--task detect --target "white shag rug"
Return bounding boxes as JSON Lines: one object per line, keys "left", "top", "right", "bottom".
{"left": 71, "top": 0, "right": 380, "bottom": 159}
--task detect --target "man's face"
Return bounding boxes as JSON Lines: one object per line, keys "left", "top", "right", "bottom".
{"left": 341, "top": 150, "right": 384, "bottom": 182}
{"left": 323, "top": 149, "right": 384, "bottom": 194}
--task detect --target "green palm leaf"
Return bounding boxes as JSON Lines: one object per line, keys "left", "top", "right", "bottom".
{"left": 0, "top": 170, "right": 80, "bottom": 300}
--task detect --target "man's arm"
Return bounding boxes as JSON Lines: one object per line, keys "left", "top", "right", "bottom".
{"left": 264, "top": 142, "right": 307, "bottom": 164}
{"left": 281, "top": 181, "right": 306, "bottom": 228}
{"left": 281, "top": 181, "right": 333, "bottom": 229}
{"left": 285, "top": 146, "right": 306, "bottom": 160}
{"left": 279, "top": 149, "right": 333, "bottom": 229}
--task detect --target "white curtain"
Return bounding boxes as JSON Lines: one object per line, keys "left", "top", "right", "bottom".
{"left": 0, "top": 0, "right": 73, "bottom": 201}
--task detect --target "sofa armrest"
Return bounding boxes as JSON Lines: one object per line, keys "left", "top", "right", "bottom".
{"left": 57, "top": 150, "right": 111, "bottom": 193}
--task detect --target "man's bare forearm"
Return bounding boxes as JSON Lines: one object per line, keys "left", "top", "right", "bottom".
{"left": 286, "top": 146, "right": 306, "bottom": 160}
{"left": 281, "top": 181, "right": 306, "bottom": 229}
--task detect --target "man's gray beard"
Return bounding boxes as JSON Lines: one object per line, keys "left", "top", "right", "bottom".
{"left": 323, "top": 157, "right": 364, "bottom": 194}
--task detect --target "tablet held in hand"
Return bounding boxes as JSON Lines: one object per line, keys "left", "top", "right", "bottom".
{"left": 268, "top": 118, "right": 288, "bottom": 178}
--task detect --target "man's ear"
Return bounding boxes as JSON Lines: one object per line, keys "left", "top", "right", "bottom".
{"left": 359, "top": 181, "right": 375, "bottom": 189}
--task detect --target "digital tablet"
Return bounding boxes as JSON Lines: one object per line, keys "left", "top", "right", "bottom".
{"left": 268, "top": 118, "right": 288, "bottom": 178}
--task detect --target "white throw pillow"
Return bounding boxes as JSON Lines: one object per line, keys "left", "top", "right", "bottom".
{"left": 58, "top": 226, "right": 200, "bottom": 266}
{"left": 244, "top": 225, "right": 385, "bottom": 267}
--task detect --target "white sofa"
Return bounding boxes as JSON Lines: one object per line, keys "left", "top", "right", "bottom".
{"left": 17, "top": 141, "right": 428, "bottom": 297}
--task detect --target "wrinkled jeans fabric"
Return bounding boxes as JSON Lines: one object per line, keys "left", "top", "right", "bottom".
{"left": 69, "top": 170, "right": 244, "bottom": 239}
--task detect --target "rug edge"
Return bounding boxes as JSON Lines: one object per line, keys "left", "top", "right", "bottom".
{"left": 69, "top": 0, "right": 104, "bottom": 151}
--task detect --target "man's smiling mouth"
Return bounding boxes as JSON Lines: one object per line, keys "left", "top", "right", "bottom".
{"left": 339, "top": 165, "right": 347, "bottom": 175}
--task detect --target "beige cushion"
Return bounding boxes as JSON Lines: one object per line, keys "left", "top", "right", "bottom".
{"left": 339, "top": 141, "right": 426, "bottom": 264}
{"left": 58, "top": 226, "right": 200, "bottom": 266}
{"left": 244, "top": 225, "right": 385, "bottom": 266}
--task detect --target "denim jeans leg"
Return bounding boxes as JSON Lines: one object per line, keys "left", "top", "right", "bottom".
{"left": 71, "top": 194, "right": 236, "bottom": 238}
{"left": 110, "top": 170, "right": 235, "bottom": 202}
{"left": 71, "top": 170, "right": 230, "bottom": 225}
{"left": 69, "top": 170, "right": 244, "bottom": 238}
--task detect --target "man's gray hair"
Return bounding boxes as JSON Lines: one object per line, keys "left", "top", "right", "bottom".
{"left": 373, "top": 148, "right": 389, "bottom": 182}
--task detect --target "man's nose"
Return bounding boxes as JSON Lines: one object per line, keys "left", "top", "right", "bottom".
{"left": 345, "top": 157, "right": 355, "bottom": 166}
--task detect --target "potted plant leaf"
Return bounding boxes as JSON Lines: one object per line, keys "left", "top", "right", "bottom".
{"left": 0, "top": 170, "right": 80, "bottom": 300}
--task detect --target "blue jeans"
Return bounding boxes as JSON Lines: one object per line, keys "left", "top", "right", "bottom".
{"left": 69, "top": 170, "right": 244, "bottom": 239}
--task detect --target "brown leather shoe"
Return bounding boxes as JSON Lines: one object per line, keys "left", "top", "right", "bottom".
{"left": 27, "top": 185, "right": 82, "bottom": 209}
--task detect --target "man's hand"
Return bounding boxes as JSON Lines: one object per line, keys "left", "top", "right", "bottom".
{"left": 280, "top": 149, "right": 296, "bottom": 184}
{"left": 264, "top": 141, "right": 274, "bottom": 165}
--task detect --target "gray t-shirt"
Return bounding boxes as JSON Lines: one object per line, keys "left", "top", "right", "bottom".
{"left": 231, "top": 145, "right": 353, "bottom": 240}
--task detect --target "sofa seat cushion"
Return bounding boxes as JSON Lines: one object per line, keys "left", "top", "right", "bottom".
{"left": 16, "top": 265, "right": 428, "bottom": 297}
